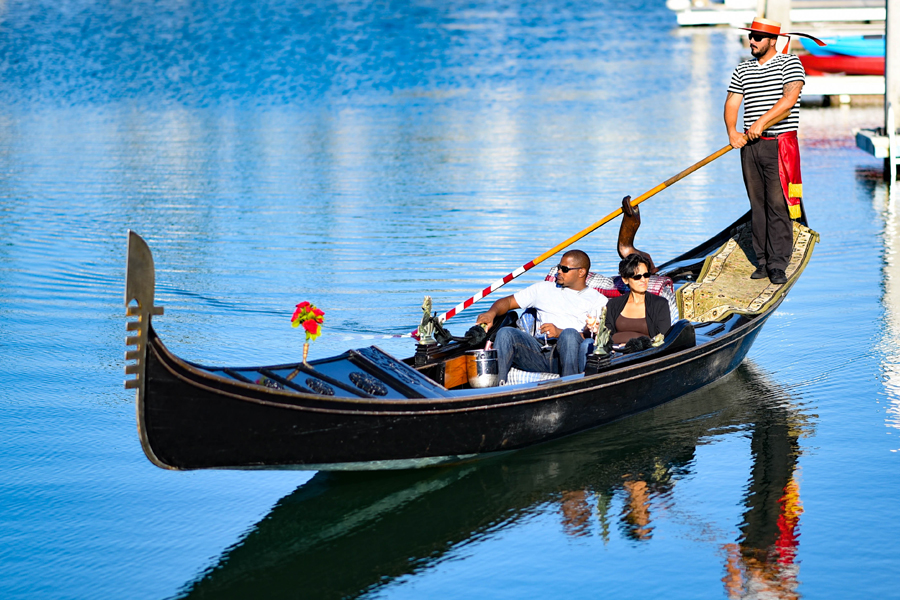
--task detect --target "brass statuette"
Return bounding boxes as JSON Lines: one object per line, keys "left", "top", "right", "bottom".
{"left": 418, "top": 295, "right": 437, "bottom": 345}
{"left": 593, "top": 307, "right": 610, "bottom": 356}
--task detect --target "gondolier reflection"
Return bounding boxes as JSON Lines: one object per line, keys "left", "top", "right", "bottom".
{"left": 476, "top": 250, "right": 607, "bottom": 383}
{"left": 724, "top": 17, "right": 819, "bottom": 285}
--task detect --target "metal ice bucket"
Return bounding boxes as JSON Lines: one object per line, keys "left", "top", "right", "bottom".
{"left": 466, "top": 348, "right": 499, "bottom": 388}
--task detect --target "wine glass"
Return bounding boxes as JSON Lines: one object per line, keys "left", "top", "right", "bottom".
{"left": 540, "top": 327, "right": 552, "bottom": 349}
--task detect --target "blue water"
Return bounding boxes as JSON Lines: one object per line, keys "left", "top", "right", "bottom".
{"left": 1, "top": 1, "right": 899, "bottom": 598}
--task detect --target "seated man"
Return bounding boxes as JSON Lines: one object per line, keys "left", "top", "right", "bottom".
{"left": 476, "top": 249, "right": 608, "bottom": 383}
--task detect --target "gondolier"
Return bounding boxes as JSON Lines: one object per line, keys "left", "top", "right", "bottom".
{"left": 724, "top": 17, "right": 821, "bottom": 285}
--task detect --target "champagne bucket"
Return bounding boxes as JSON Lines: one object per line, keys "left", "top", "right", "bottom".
{"left": 466, "top": 349, "right": 499, "bottom": 388}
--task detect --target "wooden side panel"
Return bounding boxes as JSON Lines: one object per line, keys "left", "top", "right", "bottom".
{"left": 444, "top": 356, "right": 468, "bottom": 389}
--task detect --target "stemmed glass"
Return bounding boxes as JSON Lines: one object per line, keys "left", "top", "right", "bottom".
{"left": 540, "top": 329, "right": 552, "bottom": 349}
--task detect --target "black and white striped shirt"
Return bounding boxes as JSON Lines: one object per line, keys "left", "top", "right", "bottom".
{"left": 728, "top": 54, "right": 805, "bottom": 136}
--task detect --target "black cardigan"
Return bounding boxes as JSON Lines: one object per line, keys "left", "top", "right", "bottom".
{"left": 604, "top": 292, "right": 672, "bottom": 339}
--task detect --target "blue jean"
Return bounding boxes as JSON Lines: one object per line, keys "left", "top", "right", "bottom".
{"left": 495, "top": 327, "right": 592, "bottom": 383}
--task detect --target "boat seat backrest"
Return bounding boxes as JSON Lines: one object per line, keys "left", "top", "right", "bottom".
{"left": 544, "top": 267, "right": 679, "bottom": 323}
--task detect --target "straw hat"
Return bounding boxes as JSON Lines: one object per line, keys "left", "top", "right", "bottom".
{"left": 739, "top": 16, "right": 826, "bottom": 53}
{"left": 740, "top": 17, "right": 783, "bottom": 37}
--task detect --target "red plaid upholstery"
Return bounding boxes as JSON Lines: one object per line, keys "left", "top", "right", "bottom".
{"left": 545, "top": 268, "right": 615, "bottom": 291}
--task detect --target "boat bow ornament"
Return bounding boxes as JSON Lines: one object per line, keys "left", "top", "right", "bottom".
{"left": 124, "top": 231, "right": 164, "bottom": 399}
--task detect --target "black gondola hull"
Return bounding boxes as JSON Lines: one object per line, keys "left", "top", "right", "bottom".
{"left": 140, "top": 304, "right": 770, "bottom": 470}
{"left": 128, "top": 211, "right": 815, "bottom": 471}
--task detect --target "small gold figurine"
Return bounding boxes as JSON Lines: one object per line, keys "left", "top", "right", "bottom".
{"left": 419, "top": 296, "right": 436, "bottom": 345}
{"left": 593, "top": 307, "right": 610, "bottom": 355}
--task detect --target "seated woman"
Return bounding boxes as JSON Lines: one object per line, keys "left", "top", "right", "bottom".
{"left": 605, "top": 253, "right": 671, "bottom": 346}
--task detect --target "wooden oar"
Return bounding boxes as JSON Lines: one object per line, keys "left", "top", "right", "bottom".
{"left": 412, "top": 141, "right": 741, "bottom": 337}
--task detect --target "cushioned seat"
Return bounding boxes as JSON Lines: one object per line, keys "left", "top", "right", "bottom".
{"left": 505, "top": 367, "right": 561, "bottom": 385}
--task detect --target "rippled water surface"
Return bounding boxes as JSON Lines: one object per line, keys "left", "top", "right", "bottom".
{"left": 2, "top": 1, "right": 899, "bottom": 598}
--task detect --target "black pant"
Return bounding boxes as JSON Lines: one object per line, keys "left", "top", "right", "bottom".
{"left": 740, "top": 139, "right": 792, "bottom": 271}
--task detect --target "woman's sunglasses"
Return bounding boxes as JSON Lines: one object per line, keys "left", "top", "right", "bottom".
{"left": 628, "top": 272, "right": 652, "bottom": 280}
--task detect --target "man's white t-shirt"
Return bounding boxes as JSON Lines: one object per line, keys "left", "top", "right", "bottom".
{"left": 513, "top": 281, "right": 608, "bottom": 333}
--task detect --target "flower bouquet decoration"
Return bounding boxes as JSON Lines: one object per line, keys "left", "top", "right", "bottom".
{"left": 291, "top": 301, "right": 325, "bottom": 364}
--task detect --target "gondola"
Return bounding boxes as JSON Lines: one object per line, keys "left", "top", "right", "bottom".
{"left": 125, "top": 208, "right": 818, "bottom": 471}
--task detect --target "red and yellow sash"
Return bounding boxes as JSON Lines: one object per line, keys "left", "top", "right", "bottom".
{"left": 761, "top": 130, "right": 803, "bottom": 220}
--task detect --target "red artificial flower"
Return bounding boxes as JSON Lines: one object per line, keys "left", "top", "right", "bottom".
{"left": 291, "top": 301, "right": 325, "bottom": 342}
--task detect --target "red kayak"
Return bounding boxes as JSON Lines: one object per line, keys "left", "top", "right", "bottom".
{"left": 799, "top": 54, "right": 884, "bottom": 76}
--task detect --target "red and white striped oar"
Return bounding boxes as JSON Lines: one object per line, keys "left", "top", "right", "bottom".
{"left": 412, "top": 142, "right": 737, "bottom": 337}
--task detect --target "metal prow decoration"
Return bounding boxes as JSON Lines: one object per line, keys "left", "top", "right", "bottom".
{"left": 124, "top": 231, "right": 170, "bottom": 469}
{"left": 125, "top": 230, "right": 164, "bottom": 396}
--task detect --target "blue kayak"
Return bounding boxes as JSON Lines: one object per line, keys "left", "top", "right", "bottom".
{"left": 801, "top": 35, "right": 884, "bottom": 57}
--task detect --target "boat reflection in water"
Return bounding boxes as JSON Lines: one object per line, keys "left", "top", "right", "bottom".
{"left": 176, "top": 363, "right": 812, "bottom": 599}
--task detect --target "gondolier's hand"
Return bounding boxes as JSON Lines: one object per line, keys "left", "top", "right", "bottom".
{"left": 728, "top": 129, "right": 748, "bottom": 149}
{"left": 539, "top": 323, "right": 562, "bottom": 338}
{"left": 746, "top": 120, "right": 766, "bottom": 142}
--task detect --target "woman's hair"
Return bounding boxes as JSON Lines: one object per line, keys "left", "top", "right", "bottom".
{"left": 618, "top": 253, "right": 652, "bottom": 279}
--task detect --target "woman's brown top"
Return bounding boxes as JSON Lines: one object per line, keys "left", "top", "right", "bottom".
{"left": 605, "top": 292, "right": 671, "bottom": 345}
{"left": 613, "top": 314, "right": 650, "bottom": 344}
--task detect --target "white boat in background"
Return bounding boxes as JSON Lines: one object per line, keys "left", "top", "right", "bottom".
{"left": 667, "top": 0, "right": 885, "bottom": 27}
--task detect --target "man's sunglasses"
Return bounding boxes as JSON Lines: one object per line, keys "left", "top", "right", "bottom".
{"left": 628, "top": 272, "right": 652, "bottom": 280}
{"left": 556, "top": 264, "right": 585, "bottom": 273}
{"left": 748, "top": 33, "right": 774, "bottom": 42}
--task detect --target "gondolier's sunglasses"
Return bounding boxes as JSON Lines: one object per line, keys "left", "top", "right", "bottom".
{"left": 556, "top": 264, "right": 585, "bottom": 273}
{"left": 628, "top": 272, "right": 652, "bottom": 280}
{"left": 748, "top": 33, "right": 775, "bottom": 42}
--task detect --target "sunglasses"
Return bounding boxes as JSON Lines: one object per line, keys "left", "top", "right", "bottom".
{"left": 556, "top": 264, "right": 585, "bottom": 273}
{"left": 748, "top": 33, "right": 774, "bottom": 42}
{"left": 628, "top": 272, "right": 652, "bottom": 280}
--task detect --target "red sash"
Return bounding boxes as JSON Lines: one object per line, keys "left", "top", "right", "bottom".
{"left": 760, "top": 130, "right": 803, "bottom": 220}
